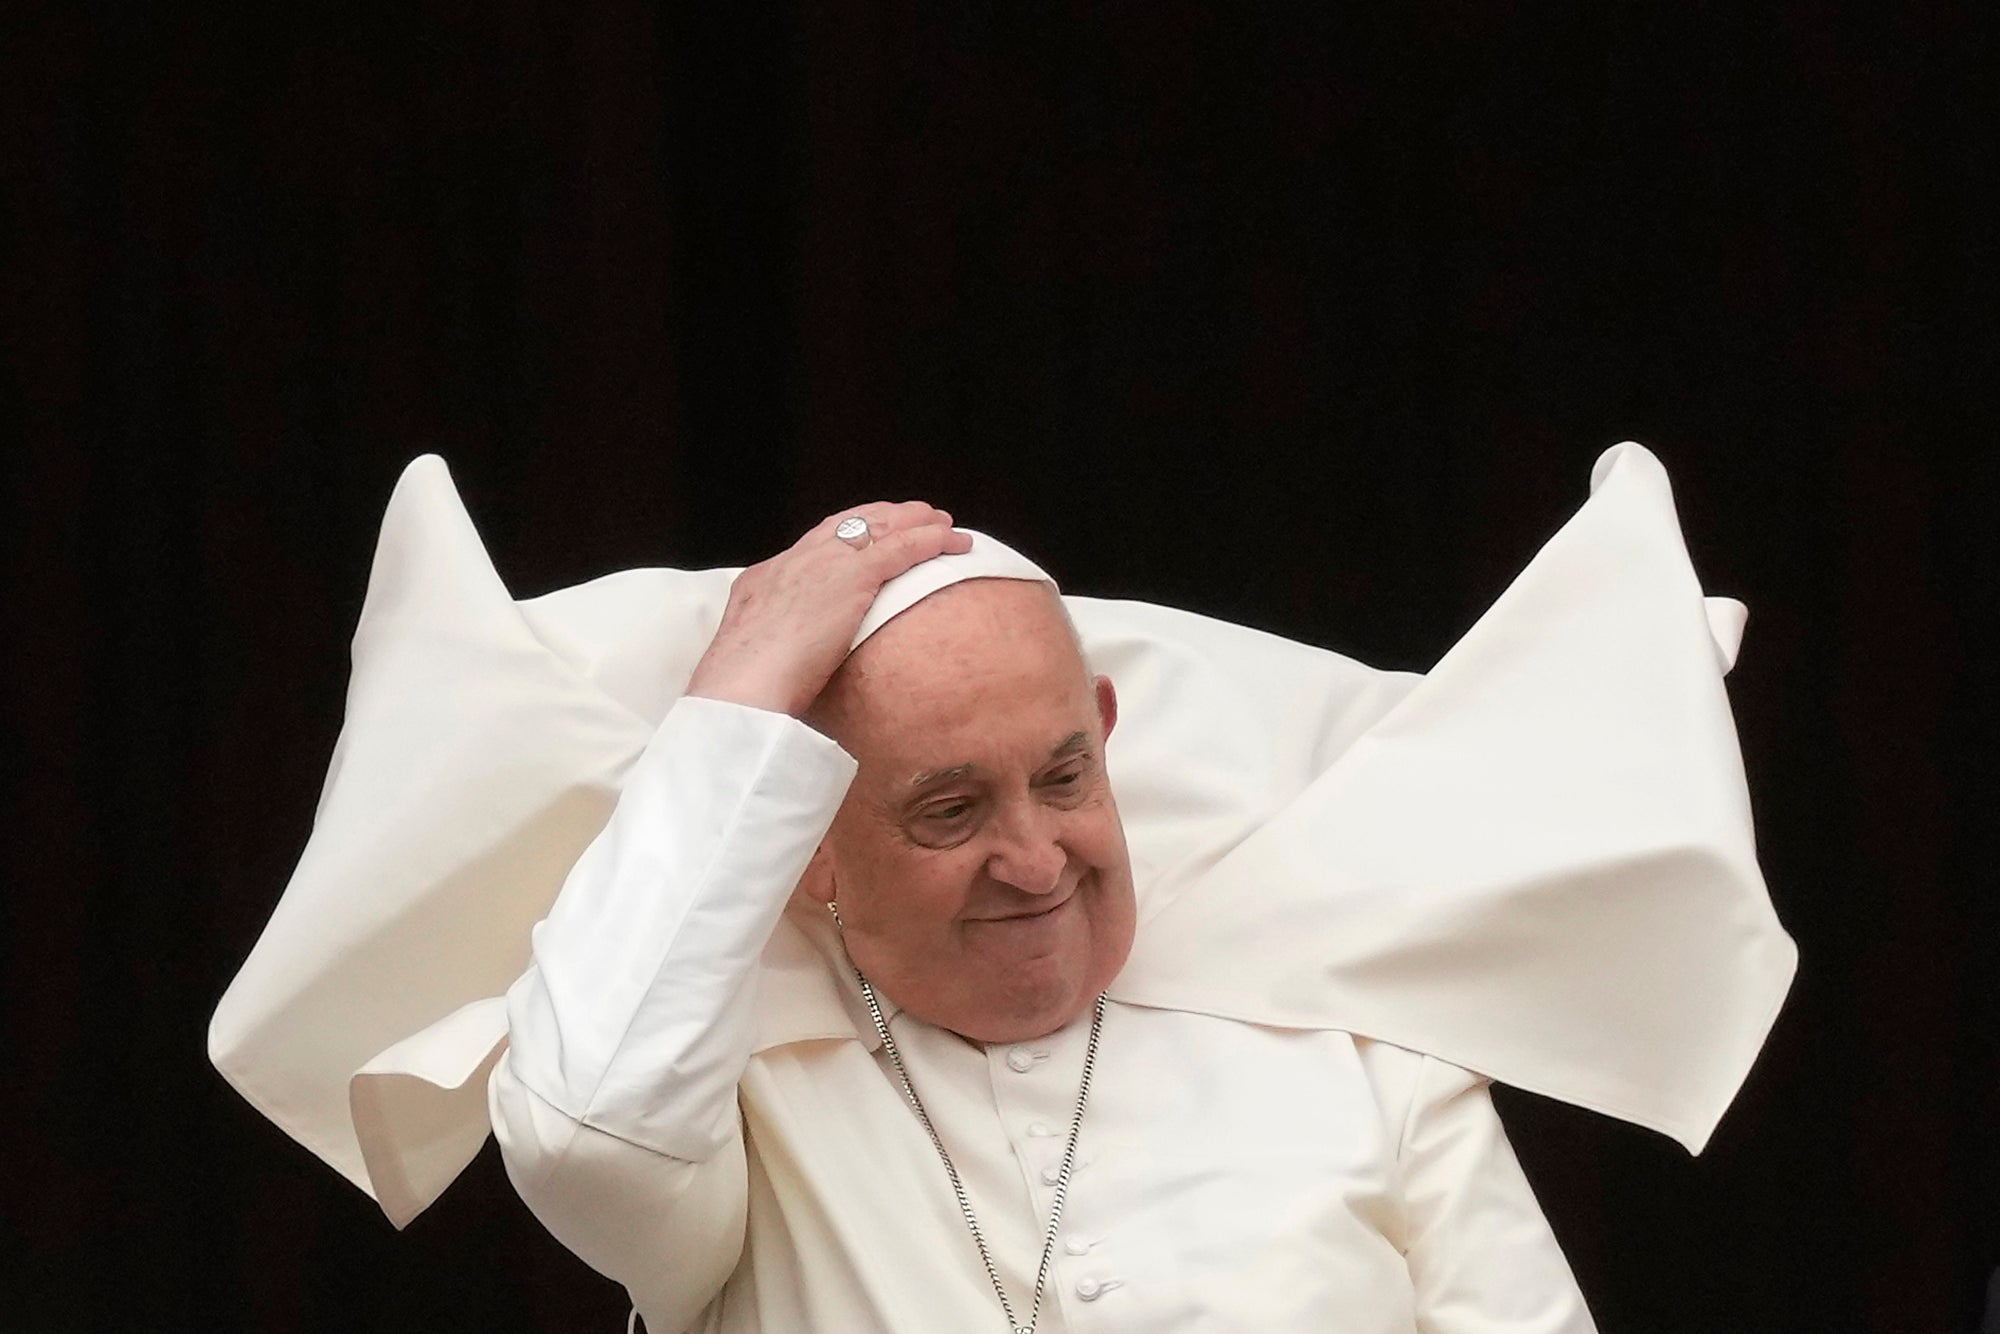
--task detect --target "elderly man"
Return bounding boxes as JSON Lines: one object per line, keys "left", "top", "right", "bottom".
{"left": 211, "top": 449, "right": 1793, "bottom": 1334}
{"left": 491, "top": 501, "right": 1593, "bottom": 1332}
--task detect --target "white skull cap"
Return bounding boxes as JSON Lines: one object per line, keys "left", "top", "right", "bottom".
{"left": 849, "top": 529, "right": 1057, "bottom": 650}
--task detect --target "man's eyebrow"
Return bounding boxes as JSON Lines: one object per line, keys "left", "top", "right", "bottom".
{"left": 1048, "top": 730, "right": 1090, "bottom": 761}
{"left": 903, "top": 733, "right": 1091, "bottom": 792}
{"left": 905, "top": 762, "right": 976, "bottom": 791}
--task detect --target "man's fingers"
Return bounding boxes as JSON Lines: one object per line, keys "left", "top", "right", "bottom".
{"left": 873, "top": 500, "right": 951, "bottom": 530}
{"left": 863, "top": 522, "right": 973, "bottom": 580}
{"left": 812, "top": 501, "right": 951, "bottom": 545}
{"left": 694, "top": 507, "right": 967, "bottom": 714}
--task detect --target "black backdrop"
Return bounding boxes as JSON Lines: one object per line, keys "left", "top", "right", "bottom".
{"left": 5, "top": 4, "right": 1993, "bottom": 1332}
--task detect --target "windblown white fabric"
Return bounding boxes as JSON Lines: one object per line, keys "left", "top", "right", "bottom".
{"left": 208, "top": 442, "right": 1796, "bottom": 1228}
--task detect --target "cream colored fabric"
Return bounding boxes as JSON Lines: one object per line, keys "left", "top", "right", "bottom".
{"left": 208, "top": 442, "right": 1795, "bottom": 1228}
{"left": 493, "top": 694, "right": 1596, "bottom": 1332}
{"left": 503, "top": 1038, "right": 1590, "bottom": 1333}
{"left": 1110, "top": 445, "right": 1791, "bottom": 1149}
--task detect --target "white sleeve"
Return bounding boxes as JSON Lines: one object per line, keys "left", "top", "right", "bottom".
{"left": 1399, "top": 1056, "right": 1599, "bottom": 1334}
{"left": 489, "top": 694, "right": 855, "bottom": 1331}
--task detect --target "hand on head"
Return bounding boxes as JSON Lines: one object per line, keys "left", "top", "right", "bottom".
{"left": 687, "top": 505, "right": 1134, "bottom": 1044}
{"left": 685, "top": 502, "right": 971, "bottom": 717}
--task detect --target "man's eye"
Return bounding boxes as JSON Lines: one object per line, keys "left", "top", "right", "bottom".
{"left": 1042, "top": 768, "right": 1084, "bottom": 789}
{"left": 926, "top": 802, "right": 973, "bottom": 822}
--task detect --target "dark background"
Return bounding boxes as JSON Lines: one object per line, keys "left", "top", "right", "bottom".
{"left": 4, "top": 3, "right": 1993, "bottom": 1331}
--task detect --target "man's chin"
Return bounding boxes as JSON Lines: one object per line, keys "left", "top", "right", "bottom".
{"left": 950, "top": 960, "right": 1096, "bottom": 1044}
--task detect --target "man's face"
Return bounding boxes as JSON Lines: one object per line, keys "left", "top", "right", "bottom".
{"left": 804, "top": 579, "right": 1136, "bottom": 1044}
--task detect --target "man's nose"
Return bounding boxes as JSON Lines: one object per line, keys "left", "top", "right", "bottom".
{"left": 985, "top": 806, "right": 1066, "bottom": 895}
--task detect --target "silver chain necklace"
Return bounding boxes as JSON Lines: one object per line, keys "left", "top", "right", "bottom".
{"left": 838, "top": 916, "right": 1104, "bottom": 1334}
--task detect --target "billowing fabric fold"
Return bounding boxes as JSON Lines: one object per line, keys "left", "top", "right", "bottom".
{"left": 1106, "top": 444, "right": 1792, "bottom": 1151}
{"left": 208, "top": 443, "right": 1794, "bottom": 1225}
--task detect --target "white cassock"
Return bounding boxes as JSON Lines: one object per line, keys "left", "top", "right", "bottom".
{"left": 494, "top": 695, "right": 1596, "bottom": 1332}
{"left": 209, "top": 444, "right": 1797, "bottom": 1333}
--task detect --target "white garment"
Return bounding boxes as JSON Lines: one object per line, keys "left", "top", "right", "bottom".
{"left": 492, "top": 696, "right": 1595, "bottom": 1333}
{"left": 207, "top": 441, "right": 1795, "bottom": 1239}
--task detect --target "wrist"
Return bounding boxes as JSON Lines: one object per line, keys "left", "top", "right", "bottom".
{"left": 683, "top": 670, "right": 807, "bottom": 718}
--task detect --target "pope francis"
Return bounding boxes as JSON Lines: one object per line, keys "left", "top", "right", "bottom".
{"left": 210, "top": 445, "right": 1798, "bottom": 1333}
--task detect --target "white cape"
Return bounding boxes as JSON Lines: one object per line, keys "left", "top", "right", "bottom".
{"left": 209, "top": 443, "right": 1796, "bottom": 1227}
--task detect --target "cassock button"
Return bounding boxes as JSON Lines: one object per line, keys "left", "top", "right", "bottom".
{"left": 1040, "top": 1165, "right": 1062, "bottom": 1186}
{"left": 1026, "top": 1120, "right": 1055, "bottom": 1137}
{"left": 1006, "top": 1049, "right": 1036, "bottom": 1073}
{"left": 1064, "top": 1236, "right": 1092, "bottom": 1256}
{"left": 1076, "top": 1279, "right": 1102, "bottom": 1300}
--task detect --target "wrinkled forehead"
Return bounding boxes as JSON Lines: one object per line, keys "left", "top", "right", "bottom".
{"left": 849, "top": 529, "right": 1056, "bottom": 650}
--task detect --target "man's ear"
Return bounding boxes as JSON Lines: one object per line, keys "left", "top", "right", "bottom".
{"left": 798, "top": 840, "right": 837, "bottom": 907}
{"left": 1094, "top": 673, "right": 1118, "bottom": 740}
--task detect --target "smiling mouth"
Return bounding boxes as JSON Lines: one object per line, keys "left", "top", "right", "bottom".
{"left": 976, "top": 893, "right": 1075, "bottom": 924}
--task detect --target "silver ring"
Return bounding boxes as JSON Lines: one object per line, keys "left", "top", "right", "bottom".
{"left": 834, "top": 515, "right": 872, "bottom": 548}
